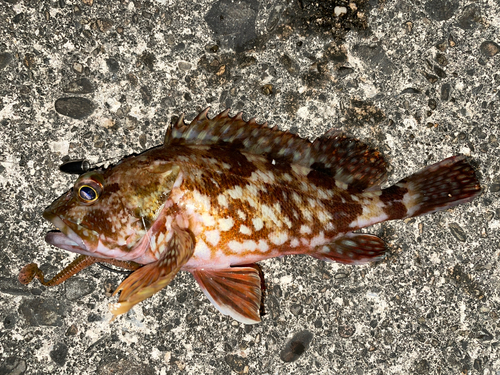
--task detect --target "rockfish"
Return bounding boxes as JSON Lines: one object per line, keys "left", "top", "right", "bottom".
{"left": 19, "top": 108, "right": 481, "bottom": 324}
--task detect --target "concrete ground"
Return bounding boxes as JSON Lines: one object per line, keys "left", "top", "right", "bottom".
{"left": 0, "top": 0, "right": 499, "bottom": 374}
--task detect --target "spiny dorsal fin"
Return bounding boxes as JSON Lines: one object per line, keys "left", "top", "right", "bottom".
{"left": 164, "top": 107, "right": 308, "bottom": 162}
{"left": 164, "top": 108, "right": 387, "bottom": 190}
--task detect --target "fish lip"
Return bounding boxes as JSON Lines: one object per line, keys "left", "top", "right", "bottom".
{"left": 43, "top": 211, "right": 88, "bottom": 252}
{"left": 45, "top": 231, "right": 87, "bottom": 253}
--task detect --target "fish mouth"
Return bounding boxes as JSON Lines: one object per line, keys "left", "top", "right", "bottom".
{"left": 45, "top": 230, "right": 88, "bottom": 253}
{"left": 43, "top": 211, "right": 96, "bottom": 257}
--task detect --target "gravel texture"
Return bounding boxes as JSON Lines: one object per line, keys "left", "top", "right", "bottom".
{"left": 0, "top": 0, "right": 499, "bottom": 374}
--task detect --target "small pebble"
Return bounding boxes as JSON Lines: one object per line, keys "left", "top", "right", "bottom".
{"left": 55, "top": 97, "right": 95, "bottom": 119}
{"left": 280, "top": 330, "right": 314, "bottom": 362}
{"left": 0, "top": 52, "right": 12, "bottom": 70}
{"left": 334, "top": 6, "right": 347, "bottom": 16}
{"left": 261, "top": 84, "right": 273, "bottom": 95}
{"left": 178, "top": 61, "right": 192, "bottom": 71}
{"left": 448, "top": 222, "right": 467, "bottom": 242}
{"left": 479, "top": 41, "right": 500, "bottom": 57}
{"left": 73, "top": 62, "right": 83, "bottom": 73}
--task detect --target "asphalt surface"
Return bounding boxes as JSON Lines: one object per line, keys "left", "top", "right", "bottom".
{"left": 0, "top": 0, "right": 499, "bottom": 374}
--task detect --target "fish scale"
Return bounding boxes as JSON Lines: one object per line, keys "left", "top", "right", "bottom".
{"left": 19, "top": 108, "right": 481, "bottom": 324}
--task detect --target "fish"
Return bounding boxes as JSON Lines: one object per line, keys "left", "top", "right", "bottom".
{"left": 18, "top": 108, "right": 482, "bottom": 324}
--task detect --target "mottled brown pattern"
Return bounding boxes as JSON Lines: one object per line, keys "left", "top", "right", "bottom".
{"left": 324, "top": 194, "right": 364, "bottom": 233}
{"left": 380, "top": 184, "right": 408, "bottom": 220}
{"left": 167, "top": 140, "right": 368, "bottom": 261}
{"left": 103, "top": 182, "right": 121, "bottom": 194}
{"left": 83, "top": 209, "right": 114, "bottom": 237}
{"left": 306, "top": 169, "right": 345, "bottom": 190}
{"left": 310, "top": 134, "right": 387, "bottom": 189}
{"left": 208, "top": 146, "right": 258, "bottom": 177}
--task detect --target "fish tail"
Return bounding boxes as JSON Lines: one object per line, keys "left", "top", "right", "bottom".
{"left": 381, "top": 156, "right": 481, "bottom": 219}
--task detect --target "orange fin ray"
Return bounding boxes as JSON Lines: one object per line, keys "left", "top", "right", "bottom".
{"left": 311, "top": 233, "right": 386, "bottom": 265}
{"left": 109, "top": 224, "right": 195, "bottom": 319}
{"left": 109, "top": 262, "right": 178, "bottom": 318}
{"left": 192, "top": 267, "right": 263, "bottom": 325}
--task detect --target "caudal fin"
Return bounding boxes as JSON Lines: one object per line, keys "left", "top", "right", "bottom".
{"left": 391, "top": 155, "right": 481, "bottom": 219}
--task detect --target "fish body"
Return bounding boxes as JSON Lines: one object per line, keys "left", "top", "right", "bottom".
{"left": 20, "top": 108, "right": 481, "bottom": 324}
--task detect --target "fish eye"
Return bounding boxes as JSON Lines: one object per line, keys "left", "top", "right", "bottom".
{"left": 75, "top": 172, "right": 104, "bottom": 205}
{"left": 78, "top": 185, "right": 98, "bottom": 202}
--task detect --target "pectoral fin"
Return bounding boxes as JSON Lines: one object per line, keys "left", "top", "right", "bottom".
{"left": 109, "top": 224, "right": 195, "bottom": 319}
{"left": 192, "top": 266, "right": 263, "bottom": 324}
{"left": 311, "top": 233, "right": 386, "bottom": 265}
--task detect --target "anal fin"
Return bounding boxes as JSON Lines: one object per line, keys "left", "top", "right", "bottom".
{"left": 311, "top": 233, "right": 386, "bottom": 265}
{"left": 192, "top": 266, "right": 263, "bottom": 324}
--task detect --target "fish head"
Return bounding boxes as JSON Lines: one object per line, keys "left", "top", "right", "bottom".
{"left": 43, "top": 154, "right": 181, "bottom": 261}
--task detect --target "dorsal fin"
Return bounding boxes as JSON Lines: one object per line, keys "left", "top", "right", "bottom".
{"left": 309, "top": 133, "right": 387, "bottom": 190}
{"left": 164, "top": 108, "right": 387, "bottom": 190}
{"left": 164, "top": 107, "right": 310, "bottom": 161}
